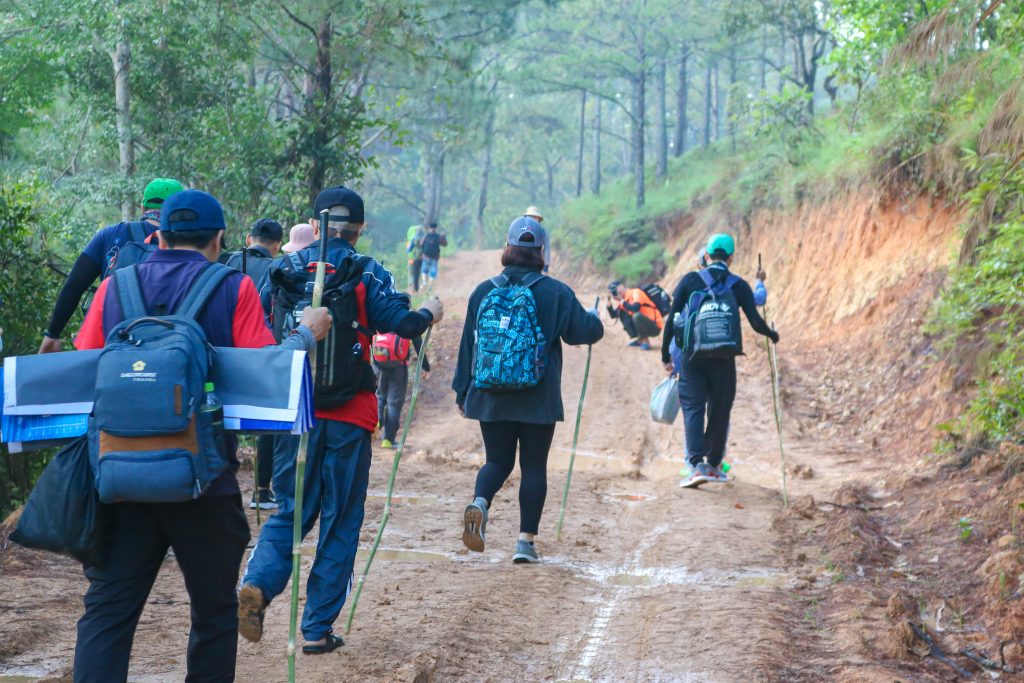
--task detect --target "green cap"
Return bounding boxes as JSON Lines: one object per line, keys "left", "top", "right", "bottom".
{"left": 143, "top": 178, "right": 185, "bottom": 209}
{"left": 204, "top": 382, "right": 214, "bottom": 392}
{"left": 707, "top": 233, "right": 735, "bottom": 257}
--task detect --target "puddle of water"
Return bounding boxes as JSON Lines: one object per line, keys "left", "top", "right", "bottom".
{"left": 365, "top": 491, "right": 452, "bottom": 506}
{"left": 0, "top": 677, "right": 40, "bottom": 683}
{"left": 606, "top": 492, "right": 655, "bottom": 502}
{"left": 299, "top": 545, "right": 451, "bottom": 563}
{"left": 606, "top": 573, "right": 656, "bottom": 587}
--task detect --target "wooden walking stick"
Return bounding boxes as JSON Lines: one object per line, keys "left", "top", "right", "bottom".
{"left": 287, "top": 210, "right": 330, "bottom": 682}
{"left": 555, "top": 297, "right": 599, "bottom": 541}
{"left": 345, "top": 326, "right": 433, "bottom": 634}
{"left": 758, "top": 254, "right": 789, "bottom": 508}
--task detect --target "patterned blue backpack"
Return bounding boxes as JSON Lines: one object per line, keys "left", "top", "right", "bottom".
{"left": 473, "top": 273, "right": 547, "bottom": 392}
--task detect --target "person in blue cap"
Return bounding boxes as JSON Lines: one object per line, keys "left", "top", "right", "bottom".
{"left": 662, "top": 233, "right": 779, "bottom": 489}
{"left": 453, "top": 215, "right": 604, "bottom": 564}
{"left": 71, "top": 189, "right": 333, "bottom": 683}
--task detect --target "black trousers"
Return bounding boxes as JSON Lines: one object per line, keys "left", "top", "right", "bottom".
{"left": 677, "top": 356, "right": 737, "bottom": 468}
{"left": 621, "top": 312, "right": 660, "bottom": 339}
{"left": 74, "top": 495, "right": 251, "bottom": 683}
{"left": 409, "top": 259, "right": 422, "bottom": 292}
{"left": 376, "top": 364, "right": 409, "bottom": 442}
{"left": 256, "top": 435, "right": 273, "bottom": 490}
{"left": 475, "top": 421, "right": 557, "bottom": 535}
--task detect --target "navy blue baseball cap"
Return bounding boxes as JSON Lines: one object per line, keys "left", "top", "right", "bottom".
{"left": 506, "top": 215, "right": 544, "bottom": 248}
{"left": 313, "top": 185, "right": 365, "bottom": 224}
{"left": 160, "top": 189, "right": 226, "bottom": 232}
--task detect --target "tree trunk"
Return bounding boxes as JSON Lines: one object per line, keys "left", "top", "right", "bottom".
{"left": 655, "top": 60, "right": 668, "bottom": 180}
{"left": 475, "top": 111, "right": 495, "bottom": 249}
{"left": 306, "top": 15, "right": 333, "bottom": 207}
{"left": 728, "top": 44, "right": 737, "bottom": 152}
{"left": 111, "top": 21, "right": 134, "bottom": 221}
{"left": 592, "top": 97, "right": 602, "bottom": 195}
{"left": 703, "top": 57, "right": 712, "bottom": 148}
{"left": 713, "top": 62, "right": 721, "bottom": 142}
{"left": 575, "top": 90, "right": 587, "bottom": 197}
{"left": 633, "top": 71, "right": 646, "bottom": 208}
{"left": 778, "top": 28, "right": 787, "bottom": 95}
{"left": 760, "top": 27, "right": 767, "bottom": 91}
{"left": 674, "top": 44, "right": 689, "bottom": 157}
{"left": 425, "top": 150, "right": 446, "bottom": 225}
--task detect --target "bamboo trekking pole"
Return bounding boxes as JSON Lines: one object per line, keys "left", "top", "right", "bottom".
{"left": 345, "top": 325, "right": 433, "bottom": 634}
{"left": 758, "top": 254, "right": 789, "bottom": 508}
{"left": 555, "top": 297, "right": 599, "bottom": 541}
{"left": 287, "top": 210, "right": 330, "bottom": 682}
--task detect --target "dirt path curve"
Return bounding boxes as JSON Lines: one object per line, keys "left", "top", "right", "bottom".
{"left": 0, "top": 249, "right": 857, "bottom": 682}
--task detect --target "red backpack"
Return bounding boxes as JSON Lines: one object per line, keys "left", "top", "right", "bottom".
{"left": 371, "top": 333, "right": 411, "bottom": 369}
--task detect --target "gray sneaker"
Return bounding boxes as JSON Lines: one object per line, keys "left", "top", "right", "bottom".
{"left": 680, "top": 462, "right": 711, "bottom": 489}
{"left": 462, "top": 497, "right": 488, "bottom": 552}
{"left": 512, "top": 540, "right": 540, "bottom": 564}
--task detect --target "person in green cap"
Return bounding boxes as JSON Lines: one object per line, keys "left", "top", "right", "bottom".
{"left": 406, "top": 224, "right": 424, "bottom": 292}
{"left": 38, "top": 177, "right": 184, "bottom": 353}
{"left": 661, "top": 232, "right": 779, "bottom": 488}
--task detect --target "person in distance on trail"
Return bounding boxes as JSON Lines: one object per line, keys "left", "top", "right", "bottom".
{"left": 283, "top": 222, "right": 315, "bottom": 254}
{"left": 71, "top": 189, "right": 333, "bottom": 683}
{"left": 38, "top": 177, "right": 184, "bottom": 354}
{"left": 524, "top": 205, "right": 551, "bottom": 273}
{"left": 239, "top": 186, "right": 444, "bottom": 655}
{"left": 606, "top": 280, "right": 664, "bottom": 350}
{"left": 663, "top": 233, "right": 779, "bottom": 489}
{"left": 371, "top": 330, "right": 430, "bottom": 450}
{"left": 406, "top": 223, "right": 425, "bottom": 292}
{"left": 418, "top": 221, "right": 447, "bottom": 286}
{"left": 223, "top": 218, "right": 286, "bottom": 512}
{"left": 453, "top": 215, "right": 604, "bottom": 564}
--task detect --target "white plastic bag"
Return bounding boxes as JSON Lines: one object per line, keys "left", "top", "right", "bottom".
{"left": 650, "top": 376, "right": 680, "bottom": 424}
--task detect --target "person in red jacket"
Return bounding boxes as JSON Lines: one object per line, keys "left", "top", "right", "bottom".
{"left": 71, "top": 189, "right": 331, "bottom": 683}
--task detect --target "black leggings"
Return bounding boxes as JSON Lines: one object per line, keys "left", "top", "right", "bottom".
{"left": 475, "top": 421, "right": 557, "bottom": 535}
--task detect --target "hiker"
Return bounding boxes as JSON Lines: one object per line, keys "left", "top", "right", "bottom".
{"left": 38, "top": 177, "right": 184, "bottom": 354}
{"left": 663, "top": 233, "right": 779, "bottom": 488}
{"left": 418, "top": 221, "right": 447, "bottom": 286}
{"left": 283, "top": 223, "right": 315, "bottom": 253}
{"left": 696, "top": 247, "right": 768, "bottom": 306}
{"left": 406, "top": 224, "right": 424, "bottom": 292}
{"left": 224, "top": 218, "right": 285, "bottom": 511}
{"left": 71, "top": 189, "right": 332, "bottom": 683}
{"left": 524, "top": 206, "right": 551, "bottom": 272}
{"left": 606, "top": 280, "right": 664, "bottom": 350}
{"left": 239, "top": 186, "right": 444, "bottom": 655}
{"left": 453, "top": 215, "right": 603, "bottom": 563}
{"left": 371, "top": 331, "right": 430, "bottom": 449}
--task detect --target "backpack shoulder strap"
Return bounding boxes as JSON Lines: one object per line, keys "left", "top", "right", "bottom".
{"left": 519, "top": 272, "right": 547, "bottom": 289}
{"left": 724, "top": 274, "right": 741, "bottom": 290}
{"left": 697, "top": 269, "right": 715, "bottom": 289}
{"left": 287, "top": 252, "right": 306, "bottom": 273}
{"left": 127, "top": 221, "right": 148, "bottom": 243}
{"left": 489, "top": 274, "right": 510, "bottom": 289}
{"left": 114, "top": 266, "right": 148, "bottom": 320}
{"left": 175, "top": 263, "right": 235, "bottom": 320}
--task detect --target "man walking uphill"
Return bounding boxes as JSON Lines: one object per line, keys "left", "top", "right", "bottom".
{"left": 662, "top": 233, "right": 779, "bottom": 488}
{"left": 418, "top": 221, "right": 447, "bottom": 286}
{"left": 71, "top": 189, "right": 332, "bottom": 683}
{"left": 39, "top": 177, "right": 184, "bottom": 353}
{"left": 239, "top": 186, "right": 444, "bottom": 655}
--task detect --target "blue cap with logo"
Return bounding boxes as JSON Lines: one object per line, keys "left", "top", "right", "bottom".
{"left": 160, "top": 189, "right": 226, "bottom": 232}
{"left": 506, "top": 215, "right": 545, "bottom": 248}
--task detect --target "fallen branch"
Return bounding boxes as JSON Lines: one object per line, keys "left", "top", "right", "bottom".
{"left": 961, "top": 647, "right": 1020, "bottom": 674}
{"left": 907, "top": 621, "right": 972, "bottom": 678}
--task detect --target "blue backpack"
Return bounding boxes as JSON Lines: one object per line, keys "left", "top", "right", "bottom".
{"left": 473, "top": 273, "right": 547, "bottom": 392}
{"left": 88, "top": 263, "right": 233, "bottom": 503}
{"left": 103, "top": 221, "right": 158, "bottom": 278}
{"left": 674, "top": 268, "right": 743, "bottom": 360}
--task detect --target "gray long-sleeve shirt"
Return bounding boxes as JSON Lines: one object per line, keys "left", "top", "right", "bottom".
{"left": 452, "top": 266, "right": 604, "bottom": 424}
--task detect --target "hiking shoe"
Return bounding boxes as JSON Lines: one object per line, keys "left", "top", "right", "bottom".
{"left": 237, "top": 584, "right": 267, "bottom": 643}
{"left": 639, "top": 342, "right": 651, "bottom": 351}
{"left": 627, "top": 340, "right": 642, "bottom": 347}
{"left": 679, "top": 463, "right": 711, "bottom": 489}
{"left": 381, "top": 438, "right": 395, "bottom": 449}
{"left": 706, "top": 465, "right": 729, "bottom": 483}
{"left": 462, "top": 497, "right": 488, "bottom": 552}
{"left": 512, "top": 540, "right": 540, "bottom": 564}
{"left": 303, "top": 633, "right": 344, "bottom": 655}
{"left": 249, "top": 489, "right": 278, "bottom": 510}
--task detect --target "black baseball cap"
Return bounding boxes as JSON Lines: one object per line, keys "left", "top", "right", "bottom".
{"left": 313, "top": 186, "right": 364, "bottom": 224}
{"left": 250, "top": 218, "right": 284, "bottom": 242}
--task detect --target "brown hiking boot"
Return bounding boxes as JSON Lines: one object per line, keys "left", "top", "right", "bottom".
{"left": 238, "top": 584, "right": 267, "bottom": 643}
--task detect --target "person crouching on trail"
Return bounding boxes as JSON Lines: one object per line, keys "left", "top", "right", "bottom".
{"left": 71, "top": 190, "right": 332, "bottom": 683}
{"left": 452, "top": 215, "right": 603, "bottom": 563}
{"left": 662, "top": 233, "right": 779, "bottom": 489}
{"left": 238, "top": 185, "right": 443, "bottom": 655}
{"left": 606, "top": 280, "right": 663, "bottom": 350}
{"left": 371, "top": 331, "right": 430, "bottom": 449}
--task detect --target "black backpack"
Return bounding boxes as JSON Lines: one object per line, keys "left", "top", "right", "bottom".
{"left": 641, "top": 283, "right": 672, "bottom": 315}
{"left": 421, "top": 233, "right": 442, "bottom": 258}
{"left": 674, "top": 269, "right": 743, "bottom": 359}
{"left": 104, "top": 221, "right": 157, "bottom": 277}
{"left": 269, "top": 252, "right": 377, "bottom": 409}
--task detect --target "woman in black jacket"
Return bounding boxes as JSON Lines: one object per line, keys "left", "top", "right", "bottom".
{"left": 452, "top": 216, "right": 604, "bottom": 563}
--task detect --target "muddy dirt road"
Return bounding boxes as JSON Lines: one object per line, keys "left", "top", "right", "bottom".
{"left": 0, "top": 250, "right": 864, "bottom": 682}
